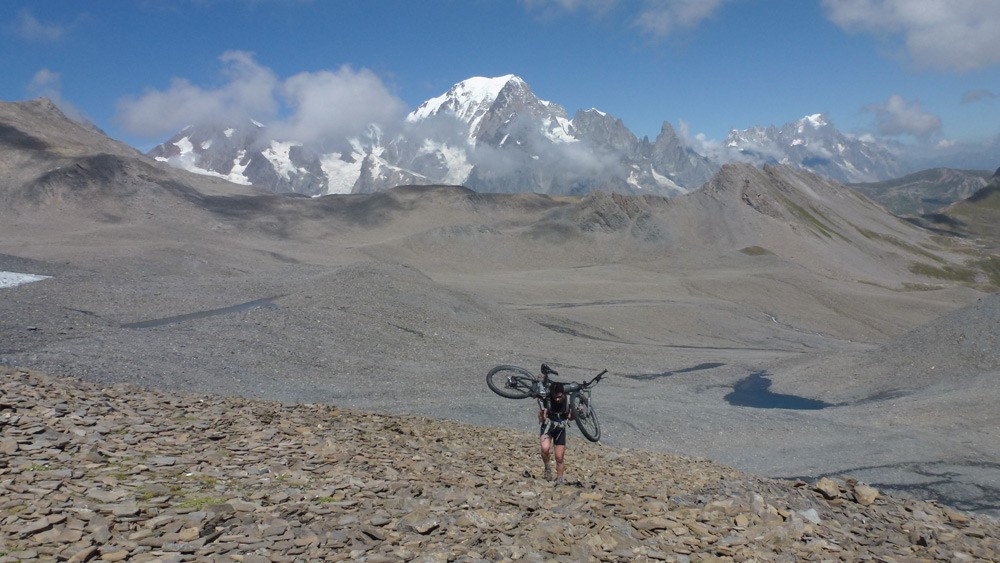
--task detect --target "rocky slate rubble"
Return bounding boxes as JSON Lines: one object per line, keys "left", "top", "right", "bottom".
{"left": 1, "top": 367, "right": 998, "bottom": 562}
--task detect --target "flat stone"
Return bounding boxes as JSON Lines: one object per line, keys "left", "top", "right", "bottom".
{"left": 20, "top": 517, "right": 53, "bottom": 537}
{"left": 100, "top": 549, "right": 131, "bottom": 561}
{"left": 148, "top": 456, "right": 177, "bottom": 466}
{"left": 112, "top": 501, "right": 140, "bottom": 516}
{"left": 634, "top": 516, "right": 673, "bottom": 531}
{"left": 86, "top": 488, "right": 126, "bottom": 503}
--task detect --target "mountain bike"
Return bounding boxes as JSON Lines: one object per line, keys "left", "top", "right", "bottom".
{"left": 487, "top": 363, "right": 606, "bottom": 442}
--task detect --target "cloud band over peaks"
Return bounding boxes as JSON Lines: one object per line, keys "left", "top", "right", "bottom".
{"left": 114, "top": 52, "right": 406, "bottom": 145}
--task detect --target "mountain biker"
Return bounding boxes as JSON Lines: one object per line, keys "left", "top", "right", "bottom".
{"left": 539, "top": 381, "right": 572, "bottom": 485}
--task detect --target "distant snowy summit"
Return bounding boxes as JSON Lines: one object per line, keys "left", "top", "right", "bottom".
{"left": 724, "top": 113, "right": 905, "bottom": 183}
{"left": 149, "top": 75, "right": 905, "bottom": 197}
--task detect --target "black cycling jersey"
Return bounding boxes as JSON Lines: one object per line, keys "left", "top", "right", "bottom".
{"left": 544, "top": 388, "right": 570, "bottom": 421}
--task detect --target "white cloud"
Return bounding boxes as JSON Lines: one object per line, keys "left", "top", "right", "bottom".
{"left": 27, "top": 68, "right": 61, "bottom": 97}
{"left": 822, "top": 0, "right": 1000, "bottom": 71}
{"left": 521, "top": 0, "right": 618, "bottom": 17}
{"left": 272, "top": 66, "right": 407, "bottom": 146}
{"left": 26, "top": 68, "right": 86, "bottom": 122}
{"left": 115, "top": 52, "right": 406, "bottom": 146}
{"left": 115, "top": 51, "right": 279, "bottom": 137}
{"left": 678, "top": 120, "right": 764, "bottom": 165}
{"left": 520, "top": 0, "right": 728, "bottom": 38}
{"left": 633, "top": 0, "right": 728, "bottom": 38}
{"left": 864, "top": 94, "right": 942, "bottom": 139}
{"left": 962, "top": 89, "right": 998, "bottom": 104}
{"left": 12, "top": 9, "right": 66, "bottom": 42}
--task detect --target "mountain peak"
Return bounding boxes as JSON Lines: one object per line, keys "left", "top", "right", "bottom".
{"left": 406, "top": 75, "right": 527, "bottom": 123}
{"left": 725, "top": 114, "right": 903, "bottom": 183}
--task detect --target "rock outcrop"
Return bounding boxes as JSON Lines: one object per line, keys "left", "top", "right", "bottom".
{"left": 2, "top": 366, "right": 998, "bottom": 561}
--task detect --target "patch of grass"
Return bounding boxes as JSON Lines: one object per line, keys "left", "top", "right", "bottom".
{"left": 137, "top": 487, "right": 162, "bottom": 502}
{"left": 109, "top": 455, "right": 141, "bottom": 467}
{"left": 176, "top": 496, "right": 227, "bottom": 510}
{"left": 776, "top": 194, "right": 845, "bottom": 240}
{"left": 853, "top": 225, "right": 946, "bottom": 263}
{"left": 855, "top": 226, "right": 877, "bottom": 240}
{"left": 909, "top": 262, "right": 978, "bottom": 283}
{"left": 739, "top": 246, "right": 774, "bottom": 256}
{"left": 3, "top": 505, "right": 27, "bottom": 516}
{"left": 790, "top": 201, "right": 833, "bottom": 237}
{"left": 182, "top": 474, "right": 220, "bottom": 487}
{"left": 901, "top": 282, "right": 943, "bottom": 291}
{"left": 173, "top": 415, "right": 202, "bottom": 422}
{"left": 808, "top": 205, "right": 838, "bottom": 229}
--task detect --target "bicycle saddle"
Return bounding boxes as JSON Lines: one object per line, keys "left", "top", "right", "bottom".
{"left": 541, "top": 364, "right": 559, "bottom": 377}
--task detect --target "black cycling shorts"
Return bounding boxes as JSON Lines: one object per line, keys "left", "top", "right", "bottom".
{"left": 540, "top": 421, "right": 567, "bottom": 446}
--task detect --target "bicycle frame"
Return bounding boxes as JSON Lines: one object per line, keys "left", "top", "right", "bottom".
{"left": 487, "top": 364, "right": 606, "bottom": 442}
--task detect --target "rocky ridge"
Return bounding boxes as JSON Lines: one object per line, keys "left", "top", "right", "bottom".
{"left": 2, "top": 367, "right": 998, "bottom": 562}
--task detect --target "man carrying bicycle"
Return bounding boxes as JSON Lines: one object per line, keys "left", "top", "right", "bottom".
{"left": 539, "top": 382, "right": 572, "bottom": 485}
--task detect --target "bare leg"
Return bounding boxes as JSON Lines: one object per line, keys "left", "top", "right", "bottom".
{"left": 540, "top": 435, "right": 552, "bottom": 479}
{"left": 554, "top": 444, "right": 566, "bottom": 479}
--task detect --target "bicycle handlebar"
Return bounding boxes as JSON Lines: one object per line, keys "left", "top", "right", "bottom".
{"left": 584, "top": 369, "right": 608, "bottom": 388}
{"left": 540, "top": 367, "right": 608, "bottom": 393}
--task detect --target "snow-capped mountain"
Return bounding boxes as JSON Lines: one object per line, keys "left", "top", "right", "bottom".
{"left": 150, "top": 75, "right": 719, "bottom": 197}
{"left": 149, "top": 77, "right": 905, "bottom": 197}
{"left": 148, "top": 121, "right": 374, "bottom": 195}
{"left": 723, "top": 114, "right": 905, "bottom": 183}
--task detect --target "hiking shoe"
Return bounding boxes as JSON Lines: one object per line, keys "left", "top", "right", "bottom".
{"left": 543, "top": 465, "right": 553, "bottom": 481}
{"left": 554, "top": 476, "right": 565, "bottom": 486}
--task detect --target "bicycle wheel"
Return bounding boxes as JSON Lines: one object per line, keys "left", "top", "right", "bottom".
{"left": 486, "top": 365, "right": 536, "bottom": 399}
{"left": 571, "top": 392, "right": 601, "bottom": 442}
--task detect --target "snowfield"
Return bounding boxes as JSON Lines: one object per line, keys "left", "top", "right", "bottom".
{"left": 0, "top": 271, "right": 50, "bottom": 289}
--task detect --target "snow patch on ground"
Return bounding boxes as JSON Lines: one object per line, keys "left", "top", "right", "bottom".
{"left": 0, "top": 271, "right": 50, "bottom": 289}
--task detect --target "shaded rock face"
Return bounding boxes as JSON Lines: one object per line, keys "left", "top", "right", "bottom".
{"left": 2, "top": 367, "right": 999, "bottom": 561}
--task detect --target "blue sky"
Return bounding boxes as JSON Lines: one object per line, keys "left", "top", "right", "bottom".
{"left": 3, "top": 0, "right": 999, "bottom": 166}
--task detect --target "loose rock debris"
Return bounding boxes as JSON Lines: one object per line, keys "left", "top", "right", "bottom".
{"left": 1, "top": 366, "right": 998, "bottom": 561}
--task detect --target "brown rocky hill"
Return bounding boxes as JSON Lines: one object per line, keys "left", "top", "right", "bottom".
{"left": 2, "top": 366, "right": 999, "bottom": 561}
{"left": 0, "top": 100, "right": 262, "bottom": 211}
